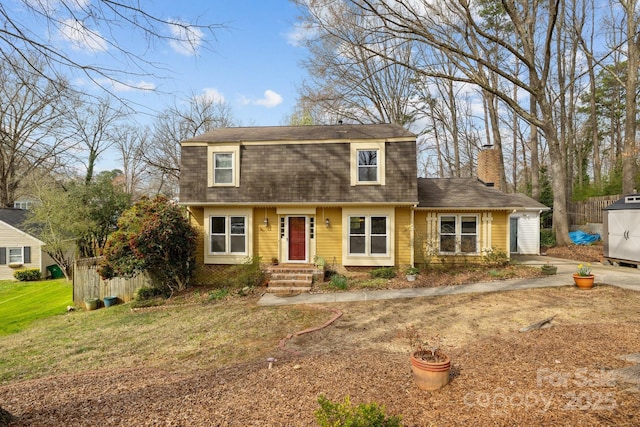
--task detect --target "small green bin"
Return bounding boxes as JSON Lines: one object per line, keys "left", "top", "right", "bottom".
{"left": 104, "top": 296, "right": 118, "bottom": 307}
{"left": 46, "top": 264, "right": 64, "bottom": 279}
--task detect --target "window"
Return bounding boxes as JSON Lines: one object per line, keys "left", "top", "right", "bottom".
{"left": 439, "top": 215, "right": 478, "bottom": 254}
{"left": 350, "top": 142, "right": 385, "bottom": 186}
{"left": 214, "top": 152, "right": 233, "bottom": 184}
{"left": 357, "top": 150, "right": 378, "bottom": 182}
{"left": 9, "top": 247, "right": 23, "bottom": 264}
{"left": 208, "top": 144, "right": 240, "bottom": 187}
{"left": 348, "top": 215, "right": 388, "bottom": 255}
{"left": 210, "top": 216, "right": 247, "bottom": 254}
{"left": 13, "top": 201, "right": 33, "bottom": 210}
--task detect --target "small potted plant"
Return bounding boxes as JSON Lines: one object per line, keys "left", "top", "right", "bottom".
{"left": 271, "top": 257, "right": 279, "bottom": 266}
{"left": 540, "top": 262, "right": 557, "bottom": 275}
{"left": 405, "top": 326, "right": 450, "bottom": 391}
{"left": 405, "top": 266, "right": 419, "bottom": 282}
{"left": 573, "top": 263, "right": 594, "bottom": 289}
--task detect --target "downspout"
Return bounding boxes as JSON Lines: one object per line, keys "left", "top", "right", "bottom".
{"left": 411, "top": 205, "right": 416, "bottom": 267}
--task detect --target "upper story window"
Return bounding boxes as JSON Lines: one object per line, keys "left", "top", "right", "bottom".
{"left": 350, "top": 142, "right": 385, "bottom": 186}
{"left": 214, "top": 153, "right": 233, "bottom": 184}
{"left": 439, "top": 215, "right": 478, "bottom": 254}
{"left": 357, "top": 150, "right": 378, "bottom": 182}
{"left": 208, "top": 144, "right": 240, "bottom": 187}
{"left": 13, "top": 201, "right": 33, "bottom": 210}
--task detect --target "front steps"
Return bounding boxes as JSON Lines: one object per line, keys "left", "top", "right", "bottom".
{"left": 266, "top": 264, "right": 322, "bottom": 293}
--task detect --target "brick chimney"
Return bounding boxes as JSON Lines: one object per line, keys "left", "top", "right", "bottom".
{"left": 477, "top": 145, "right": 501, "bottom": 190}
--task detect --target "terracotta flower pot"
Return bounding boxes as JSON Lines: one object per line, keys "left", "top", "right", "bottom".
{"left": 573, "top": 274, "right": 595, "bottom": 290}
{"left": 410, "top": 350, "right": 451, "bottom": 391}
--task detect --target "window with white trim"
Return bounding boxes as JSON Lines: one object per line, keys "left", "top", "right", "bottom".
{"left": 208, "top": 144, "right": 240, "bottom": 187}
{"left": 350, "top": 142, "right": 385, "bottom": 186}
{"left": 213, "top": 152, "right": 233, "bottom": 184}
{"left": 348, "top": 215, "right": 388, "bottom": 255}
{"left": 357, "top": 149, "right": 378, "bottom": 182}
{"left": 210, "top": 216, "right": 247, "bottom": 254}
{"left": 439, "top": 215, "right": 478, "bottom": 254}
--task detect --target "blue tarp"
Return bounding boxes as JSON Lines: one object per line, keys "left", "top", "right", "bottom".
{"left": 569, "top": 230, "right": 601, "bottom": 245}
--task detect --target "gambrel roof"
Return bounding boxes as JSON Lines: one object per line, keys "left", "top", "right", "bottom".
{"left": 180, "top": 124, "right": 418, "bottom": 206}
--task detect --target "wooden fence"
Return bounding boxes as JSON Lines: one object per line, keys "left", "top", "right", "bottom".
{"left": 567, "top": 194, "right": 620, "bottom": 225}
{"left": 73, "top": 257, "right": 151, "bottom": 305}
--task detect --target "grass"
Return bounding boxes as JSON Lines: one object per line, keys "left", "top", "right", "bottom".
{"left": 0, "top": 290, "right": 329, "bottom": 385}
{"left": 0, "top": 279, "right": 73, "bottom": 336}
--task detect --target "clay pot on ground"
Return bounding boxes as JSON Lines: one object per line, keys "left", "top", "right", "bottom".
{"left": 410, "top": 349, "right": 451, "bottom": 391}
{"left": 573, "top": 274, "right": 595, "bottom": 289}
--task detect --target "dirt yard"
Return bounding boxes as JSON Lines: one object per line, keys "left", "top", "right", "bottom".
{"left": 3, "top": 243, "right": 640, "bottom": 426}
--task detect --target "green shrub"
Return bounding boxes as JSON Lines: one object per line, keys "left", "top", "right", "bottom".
{"left": 329, "top": 274, "right": 348, "bottom": 290}
{"left": 134, "top": 285, "right": 165, "bottom": 301}
{"left": 226, "top": 256, "right": 265, "bottom": 289}
{"left": 13, "top": 269, "right": 42, "bottom": 281}
{"left": 481, "top": 247, "right": 509, "bottom": 268}
{"left": 208, "top": 288, "right": 229, "bottom": 301}
{"left": 370, "top": 267, "right": 396, "bottom": 279}
{"left": 315, "top": 394, "right": 403, "bottom": 427}
{"left": 540, "top": 229, "right": 556, "bottom": 247}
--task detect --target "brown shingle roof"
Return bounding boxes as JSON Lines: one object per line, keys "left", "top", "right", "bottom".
{"left": 179, "top": 124, "right": 418, "bottom": 205}
{"left": 417, "top": 178, "right": 549, "bottom": 210}
{"left": 182, "top": 123, "right": 415, "bottom": 144}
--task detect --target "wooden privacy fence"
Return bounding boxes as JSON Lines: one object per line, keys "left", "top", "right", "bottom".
{"left": 568, "top": 194, "right": 620, "bottom": 225}
{"left": 73, "top": 257, "right": 151, "bottom": 304}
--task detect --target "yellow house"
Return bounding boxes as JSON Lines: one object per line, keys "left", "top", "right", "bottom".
{"left": 179, "top": 124, "right": 547, "bottom": 289}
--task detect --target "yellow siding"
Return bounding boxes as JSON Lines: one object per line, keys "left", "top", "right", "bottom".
{"left": 315, "top": 207, "right": 342, "bottom": 266}
{"left": 254, "top": 208, "right": 279, "bottom": 262}
{"left": 413, "top": 209, "right": 511, "bottom": 264}
{"left": 395, "top": 207, "right": 413, "bottom": 267}
{"left": 490, "top": 211, "right": 509, "bottom": 253}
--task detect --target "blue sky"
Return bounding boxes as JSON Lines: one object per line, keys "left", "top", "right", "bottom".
{"left": 13, "top": 0, "right": 308, "bottom": 127}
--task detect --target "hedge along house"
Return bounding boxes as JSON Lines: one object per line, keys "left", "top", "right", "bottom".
{"left": 179, "top": 124, "right": 548, "bottom": 287}
{"left": 179, "top": 124, "right": 419, "bottom": 286}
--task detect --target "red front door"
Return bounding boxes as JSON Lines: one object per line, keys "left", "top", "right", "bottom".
{"left": 288, "top": 217, "right": 306, "bottom": 261}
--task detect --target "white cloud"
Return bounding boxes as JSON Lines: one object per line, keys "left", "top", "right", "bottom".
{"left": 197, "top": 88, "right": 226, "bottom": 103}
{"left": 285, "top": 22, "right": 317, "bottom": 47}
{"left": 93, "top": 78, "right": 156, "bottom": 92}
{"left": 253, "top": 90, "right": 283, "bottom": 108}
{"left": 59, "top": 18, "right": 108, "bottom": 52}
{"left": 168, "top": 20, "right": 204, "bottom": 56}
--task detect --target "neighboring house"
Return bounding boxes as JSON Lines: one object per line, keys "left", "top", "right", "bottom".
{"left": 179, "top": 124, "right": 548, "bottom": 284}
{"left": 0, "top": 208, "right": 55, "bottom": 280}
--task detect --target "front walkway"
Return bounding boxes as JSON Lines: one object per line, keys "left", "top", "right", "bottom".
{"left": 257, "top": 256, "right": 640, "bottom": 307}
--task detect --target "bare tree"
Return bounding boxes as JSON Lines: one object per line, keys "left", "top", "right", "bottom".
{"left": 113, "top": 124, "right": 149, "bottom": 198}
{"left": 319, "top": 0, "right": 577, "bottom": 244}
{"left": 0, "top": 1, "right": 223, "bottom": 98}
{"left": 0, "top": 56, "right": 75, "bottom": 207}
{"left": 294, "top": 5, "right": 418, "bottom": 126}
{"left": 68, "top": 97, "right": 124, "bottom": 184}
{"left": 146, "top": 95, "right": 237, "bottom": 193}
{"left": 618, "top": 0, "right": 640, "bottom": 194}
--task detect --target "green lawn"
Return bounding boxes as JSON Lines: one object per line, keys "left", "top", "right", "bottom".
{"left": 0, "top": 279, "right": 73, "bottom": 336}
